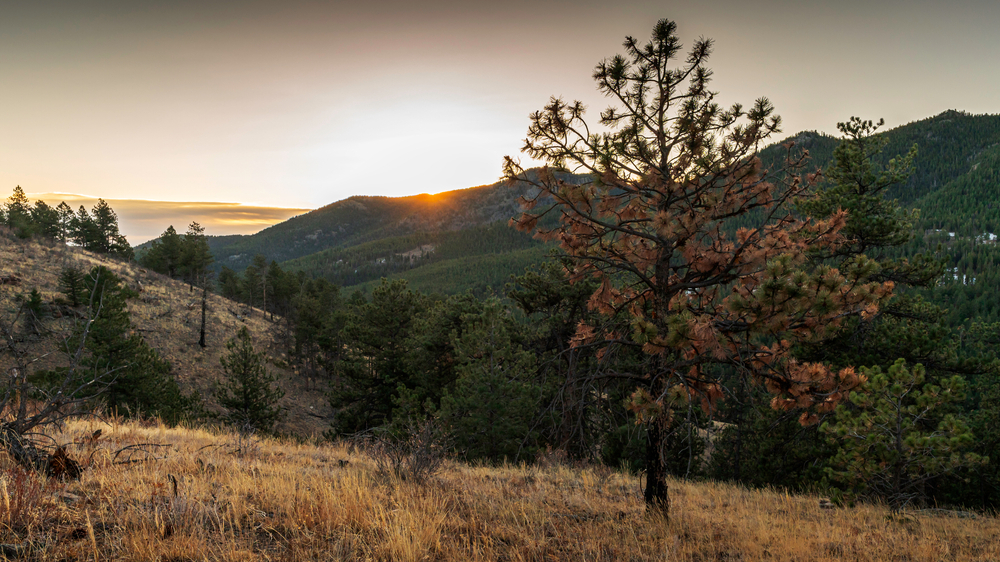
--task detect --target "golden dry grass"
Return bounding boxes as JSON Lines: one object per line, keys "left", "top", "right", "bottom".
{"left": 0, "top": 417, "right": 996, "bottom": 561}
{"left": 0, "top": 232, "right": 331, "bottom": 435}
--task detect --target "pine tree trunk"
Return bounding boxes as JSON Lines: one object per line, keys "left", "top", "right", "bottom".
{"left": 199, "top": 283, "right": 208, "bottom": 348}
{"left": 644, "top": 415, "right": 670, "bottom": 516}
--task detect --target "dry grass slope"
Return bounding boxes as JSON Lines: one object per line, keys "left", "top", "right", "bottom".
{"left": 0, "top": 233, "right": 331, "bottom": 435}
{"left": 0, "top": 418, "right": 996, "bottom": 561}
{"left": 3, "top": 233, "right": 1000, "bottom": 560}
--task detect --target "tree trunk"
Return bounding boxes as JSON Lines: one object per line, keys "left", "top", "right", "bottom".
{"left": 644, "top": 415, "right": 670, "bottom": 516}
{"left": 199, "top": 283, "right": 208, "bottom": 348}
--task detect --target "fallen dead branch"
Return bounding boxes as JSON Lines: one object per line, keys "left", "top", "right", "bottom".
{"left": 112, "top": 443, "right": 171, "bottom": 465}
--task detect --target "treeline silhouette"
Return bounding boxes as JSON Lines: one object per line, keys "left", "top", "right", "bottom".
{"left": 0, "top": 186, "right": 132, "bottom": 258}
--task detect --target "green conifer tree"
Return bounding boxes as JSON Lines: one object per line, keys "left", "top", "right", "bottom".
{"left": 328, "top": 279, "right": 426, "bottom": 435}
{"left": 71, "top": 206, "right": 99, "bottom": 250}
{"left": 22, "top": 288, "right": 46, "bottom": 335}
{"left": 822, "top": 359, "right": 983, "bottom": 510}
{"left": 55, "top": 201, "right": 74, "bottom": 243}
{"left": 712, "top": 117, "right": 971, "bottom": 494}
{"left": 140, "top": 225, "right": 184, "bottom": 277}
{"left": 90, "top": 199, "right": 118, "bottom": 254}
{"left": 89, "top": 199, "right": 132, "bottom": 258}
{"left": 3, "top": 186, "right": 33, "bottom": 237}
{"left": 439, "top": 298, "right": 541, "bottom": 462}
{"left": 77, "top": 266, "right": 189, "bottom": 422}
{"left": 30, "top": 201, "right": 60, "bottom": 239}
{"left": 213, "top": 327, "right": 285, "bottom": 433}
{"left": 58, "top": 266, "right": 86, "bottom": 307}
{"left": 181, "top": 222, "right": 213, "bottom": 290}
{"left": 218, "top": 266, "right": 243, "bottom": 301}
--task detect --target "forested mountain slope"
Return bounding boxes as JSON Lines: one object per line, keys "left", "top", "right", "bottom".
{"left": 206, "top": 172, "right": 581, "bottom": 272}
{"left": 757, "top": 111, "right": 1000, "bottom": 324}
{"left": 759, "top": 110, "right": 1000, "bottom": 210}
{"left": 148, "top": 110, "right": 1000, "bottom": 301}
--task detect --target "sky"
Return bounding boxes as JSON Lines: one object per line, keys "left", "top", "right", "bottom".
{"left": 24, "top": 193, "right": 308, "bottom": 244}
{"left": 3, "top": 0, "right": 999, "bottom": 242}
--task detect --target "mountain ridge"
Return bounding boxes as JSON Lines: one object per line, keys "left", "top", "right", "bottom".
{"left": 141, "top": 109, "right": 1000, "bottom": 298}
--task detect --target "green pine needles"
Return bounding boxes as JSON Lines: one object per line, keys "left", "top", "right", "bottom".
{"left": 822, "top": 359, "right": 984, "bottom": 511}
{"left": 214, "top": 327, "right": 285, "bottom": 434}
{"left": 439, "top": 298, "right": 541, "bottom": 462}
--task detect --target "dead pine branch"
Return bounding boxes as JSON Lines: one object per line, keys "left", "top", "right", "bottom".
{"left": 112, "top": 443, "right": 172, "bottom": 465}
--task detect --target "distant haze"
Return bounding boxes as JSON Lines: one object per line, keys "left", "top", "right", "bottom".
{"left": 25, "top": 193, "right": 309, "bottom": 245}
{"left": 3, "top": 1, "right": 999, "bottom": 209}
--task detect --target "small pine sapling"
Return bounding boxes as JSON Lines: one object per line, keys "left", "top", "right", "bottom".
{"left": 213, "top": 327, "right": 285, "bottom": 434}
{"left": 58, "top": 266, "right": 86, "bottom": 307}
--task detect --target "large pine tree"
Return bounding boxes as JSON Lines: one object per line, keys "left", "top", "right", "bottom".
{"left": 504, "top": 19, "right": 890, "bottom": 513}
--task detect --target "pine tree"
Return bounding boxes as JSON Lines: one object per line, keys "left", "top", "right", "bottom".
{"left": 439, "top": 298, "right": 541, "bottom": 462}
{"left": 22, "top": 288, "right": 46, "bottom": 335}
{"left": 88, "top": 199, "right": 132, "bottom": 259}
{"left": 822, "top": 359, "right": 983, "bottom": 511}
{"left": 242, "top": 261, "right": 263, "bottom": 313}
{"left": 90, "top": 199, "right": 118, "bottom": 254}
{"left": 140, "top": 225, "right": 184, "bottom": 277}
{"left": 266, "top": 260, "right": 293, "bottom": 319}
{"left": 181, "top": 222, "right": 213, "bottom": 290}
{"left": 55, "top": 202, "right": 74, "bottom": 243}
{"left": 159, "top": 225, "right": 183, "bottom": 277}
{"left": 799, "top": 118, "right": 917, "bottom": 262}
{"left": 249, "top": 255, "right": 270, "bottom": 315}
{"left": 58, "top": 266, "right": 86, "bottom": 307}
{"left": 213, "top": 327, "right": 285, "bottom": 433}
{"left": 56, "top": 266, "right": 191, "bottom": 423}
{"left": 328, "top": 279, "right": 426, "bottom": 435}
{"left": 506, "top": 258, "right": 603, "bottom": 458}
{"left": 392, "top": 291, "right": 485, "bottom": 424}
{"left": 30, "top": 201, "right": 60, "bottom": 239}
{"left": 3, "top": 186, "right": 33, "bottom": 237}
{"left": 741, "top": 117, "right": 979, "bottom": 499}
{"left": 504, "top": 18, "right": 889, "bottom": 514}
{"left": 71, "top": 206, "right": 98, "bottom": 250}
{"left": 218, "top": 266, "right": 243, "bottom": 301}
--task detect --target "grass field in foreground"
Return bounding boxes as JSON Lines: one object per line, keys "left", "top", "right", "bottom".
{"left": 1, "top": 418, "right": 998, "bottom": 561}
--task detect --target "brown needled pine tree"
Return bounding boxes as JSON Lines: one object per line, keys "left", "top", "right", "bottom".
{"left": 504, "top": 18, "right": 893, "bottom": 515}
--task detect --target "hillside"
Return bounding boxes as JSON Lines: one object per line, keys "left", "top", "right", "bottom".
{"left": 758, "top": 111, "right": 1000, "bottom": 324}
{"left": 181, "top": 171, "right": 583, "bottom": 295}
{"left": 2, "top": 416, "right": 997, "bottom": 561}
{"left": 760, "top": 110, "right": 1000, "bottom": 210}
{"left": 137, "top": 110, "right": 1000, "bottom": 305}
{"left": 206, "top": 174, "right": 561, "bottom": 271}
{"left": 281, "top": 223, "right": 546, "bottom": 293}
{"left": 0, "top": 231, "right": 331, "bottom": 436}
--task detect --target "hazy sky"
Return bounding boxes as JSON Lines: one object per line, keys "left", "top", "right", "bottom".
{"left": 3, "top": 0, "right": 998, "bottom": 225}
